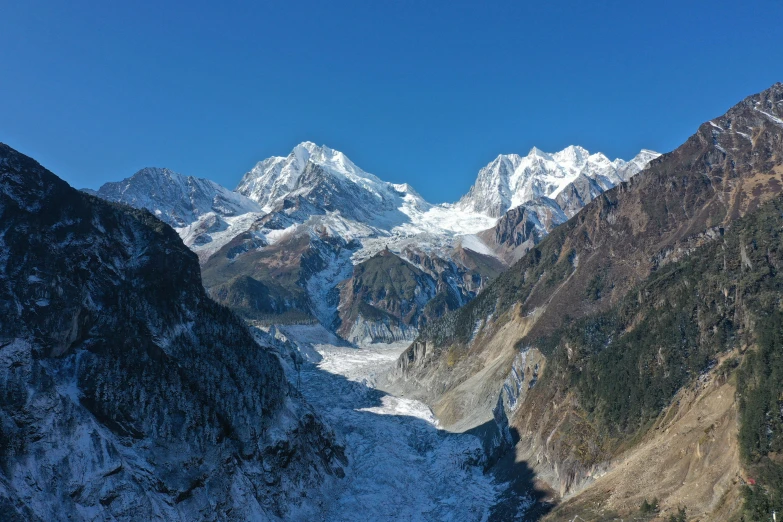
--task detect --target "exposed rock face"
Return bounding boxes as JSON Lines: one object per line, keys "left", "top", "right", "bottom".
{"left": 336, "top": 249, "right": 437, "bottom": 343}
{"left": 0, "top": 144, "right": 344, "bottom": 520}
{"left": 478, "top": 197, "right": 568, "bottom": 264}
{"left": 393, "top": 83, "right": 783, "bottom": 506}
{"left": 201, "top": 218, "right": 359, "bottom": 327}
{"left": 334, "top": 245, "right": 508, "bottom": 344}
{"left": 554, "top": 173, "right": 604, "bottom": 217}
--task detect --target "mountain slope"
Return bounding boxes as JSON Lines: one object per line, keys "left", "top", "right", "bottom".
{"left": 478, "top": 197, "right": 568, "bottom": 264}
{"left": 393, "top": 83, "right": 783, "bottom": 511}
{"left": 540, "top": 192, "right": 783, "bottom": 520}
{"left": 0, "top": 144, "right": 344, "bottom": 520}
{"left": 199, "top": 142, "right": 502, "bottom": 339}
{"left": 336, "top": 249, "right": 437, "bottom": 343}
{"left": 92, "top": 167, "right": 265, "bottom": 261}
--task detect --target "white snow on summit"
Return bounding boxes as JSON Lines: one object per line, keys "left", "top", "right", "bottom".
{"left": 235, "top": 142, "right": 499, "bottom": 261}
{"left": 230, "top": 142, "right": 659, "bottom": 265}
{"left": 95, "top": 167, "right": 262, "bottom": 228}
{"left": 457, "top": 145, "right": 660, "bottom": 217}
{"left": 90, "top": 142, "right": 660, "bottom": 271}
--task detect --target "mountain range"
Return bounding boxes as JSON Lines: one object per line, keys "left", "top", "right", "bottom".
{"left": 394, "top": 82, "right": 783, "bottom": 520}
{"left": 90, "top": 141, "right": 658, "bottom": 345}
{"left": 5, "top": 82, "right": 783, "bottom": 521}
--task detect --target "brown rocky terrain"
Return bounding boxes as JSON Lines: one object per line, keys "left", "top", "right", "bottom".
{"left": 391, "top": 83, "right": 783, "bottom": 518}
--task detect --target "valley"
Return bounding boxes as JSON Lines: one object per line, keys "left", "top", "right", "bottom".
{"left": 288, "top": 330, "right": 511, "bottom": 521}
{"left": 2, "top": 82, "right": 783, "bottom": 521}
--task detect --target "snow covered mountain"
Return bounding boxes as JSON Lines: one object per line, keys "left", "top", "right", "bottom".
{"left": 200, "top": 143, "right": 502, "bottom": 342}
{"left": 93, "top": 166, "right": 262, "bottom": 228}
{"left": 236, "top": 141, "right": 430, "bottom": 227}
{"left": 89, "top": 141, "right": 658, "bottom": 344}
{"left": 457, "top": 146, "right": 660, "bottom": 217}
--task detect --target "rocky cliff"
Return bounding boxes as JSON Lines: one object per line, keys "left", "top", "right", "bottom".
{"left": 0, "top": 144, "right": 345, "bottom": 521}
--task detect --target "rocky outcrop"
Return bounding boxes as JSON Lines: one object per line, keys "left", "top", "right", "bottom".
{"left": 202, "top": 223, "right": 356, "bottom": 325}
{"left": 478, "top": 197, "right": 568, "bottom": 264}
{"left": 554, "top": 173, "right": 604, "bottom": 217}
{"left": 336, "top": 246, "right": 507, "bottom": 344}
{"left": 336, "top": 249, "right": 437, "bottom": 343}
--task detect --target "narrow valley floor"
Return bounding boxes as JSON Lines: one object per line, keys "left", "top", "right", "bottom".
{"left": 289, "top": 334, "right": 538, "bottom": 521}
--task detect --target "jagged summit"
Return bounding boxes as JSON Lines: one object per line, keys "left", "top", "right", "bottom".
{"left": 237, "top": 142, "right": 384, "bottom": 209}
{"left": 457, "top": 145, "right": 660, "bottom": 217}
{"left": 235, "top": 142, "right": 431, "bottom": 224}
{"left": 95, "top": 166, "right": 261, "bottom": 228}
{"left": 527, "top": 146, "right": 551, "bottom": 158}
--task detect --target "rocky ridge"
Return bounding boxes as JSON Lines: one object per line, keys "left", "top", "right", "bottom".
{"left": 0, "top": 144, "right": 344, "bottom": 521}
{"left": 392, "top": 82, "right": 783, "bottom": 518}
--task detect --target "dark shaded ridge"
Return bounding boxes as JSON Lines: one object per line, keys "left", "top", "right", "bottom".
{"left": 0, "top": 142, "right": 344, "bottom": 520}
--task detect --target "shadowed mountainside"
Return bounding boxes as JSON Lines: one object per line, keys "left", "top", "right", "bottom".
{"left": 0, "top": 144, "right": 344, "bottom": 520}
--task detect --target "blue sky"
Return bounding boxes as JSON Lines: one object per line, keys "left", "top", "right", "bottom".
{"left": 1, "top": 0, "right": 782, "bottom": 203}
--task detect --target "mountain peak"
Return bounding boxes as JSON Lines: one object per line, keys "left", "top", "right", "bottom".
{"left": 236, "top": 142, "right": 428, "bottom": 223}
{"left": 527, "top": 146, "right": 551, "bottom": 159}
{"left": 132, "top": 166, "right": 181, "bottom": 178}
{"left": 552, "top": 145, "right": 589, "bottom": 165}
{"left": 95, "top": 166, "right": 260, "bottom": 227}
{"left": 458, "top": 145, "right": 659, "bottom": 217}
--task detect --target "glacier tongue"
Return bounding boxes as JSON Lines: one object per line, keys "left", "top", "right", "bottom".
{"left": 283, "top": 333, "right": 538, "bottom": 521}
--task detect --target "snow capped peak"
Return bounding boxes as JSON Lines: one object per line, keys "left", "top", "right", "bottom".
{"left": 552, "top": 145, "right": 589, "bottom": 165}
{"left": 237, "top": 142, "right": 386, "bottom": 211}
{"left": 133, "top": 166, "right": 179, "bottom": 177}
{"left": 632, "top": 149, "right": 661, "bottom": 164}
{"left": 527, "top": 146, "right": 553, "bottom": 160}
{"left": 457, "top": 145, "right": 660, "bottom": 217}
{"left": 95, "top": 166, "right": 260, "bottom": 228}
{"left": 296, "top": 140, "right": 319, "bottom": 152}
{"left": 288, "top": 141, "right": 368, "bottom": 180}
{"left": 126, "top": 166, "right": 188, "bottom": 188}
{"left": 236, "top": 142, "right": 429, "bottom": 225}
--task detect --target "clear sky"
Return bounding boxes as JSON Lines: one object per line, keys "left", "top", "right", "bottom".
{"left": 2, "top": 0, "right": 782, "bottom": 203}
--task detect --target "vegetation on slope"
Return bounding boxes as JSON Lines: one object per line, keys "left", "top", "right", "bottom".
{"left": 533, "top": 194, "right": 783, "bottom": 517}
